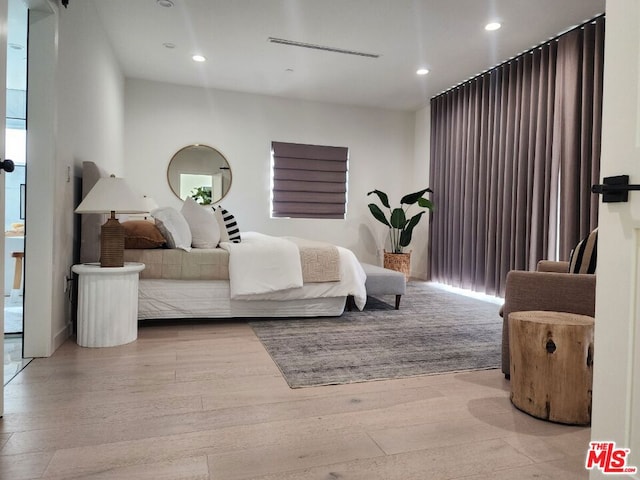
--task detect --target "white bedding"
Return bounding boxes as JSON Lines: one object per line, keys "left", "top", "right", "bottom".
{"left": 229, "top": 245, "right": 367, "bottom": 310}
{"left": 219, "top": 232, "right": 303, "bottom": 296}
{"left": 219, "top": 232, "right": 367, "bottom": 310}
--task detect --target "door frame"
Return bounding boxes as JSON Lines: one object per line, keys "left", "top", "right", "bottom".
{"left": 23, "top": 0, "right": 57, "bottom": 358}
{"left": 0, "top": 0, "right": 7, "bottom": 415}
{"left": 590, "top": 0, "right": 640, "bottom": 478}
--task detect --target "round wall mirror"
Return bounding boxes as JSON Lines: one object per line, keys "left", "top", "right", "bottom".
{"left": 167, "top": 145, "right": 232, "bottom": 204}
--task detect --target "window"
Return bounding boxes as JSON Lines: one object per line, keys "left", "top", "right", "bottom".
{"left": 271, "top": 141, "right": 348, "bottom": 219}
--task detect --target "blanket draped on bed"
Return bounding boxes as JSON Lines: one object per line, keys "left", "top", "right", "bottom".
{"left": 284, "top": 236, "right": 341, "bottom": 283}
{"left": 219, "top": 232, "right": 367, "bottom": 310}
{"left": 219, "top": 232, "right": 303, "bottom": 296}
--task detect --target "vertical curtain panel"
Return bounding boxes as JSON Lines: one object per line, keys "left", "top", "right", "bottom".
{"left": 429, "top": 16, "right": 604, "bottom": 296}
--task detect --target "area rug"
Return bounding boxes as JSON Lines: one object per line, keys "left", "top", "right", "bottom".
{"left": 4, "top": 305, "right": 23, "bottom": 334}
{"left": 249, "top": 282, "right": 502, "bottom": 388}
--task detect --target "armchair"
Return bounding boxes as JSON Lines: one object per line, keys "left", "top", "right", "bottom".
{"left": 500, "top": 260, "right": 596, "bottom": 377}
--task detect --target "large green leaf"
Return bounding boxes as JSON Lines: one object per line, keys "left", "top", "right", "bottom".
{"left": 368, "top": 203, "right": 390, "bottom": 227}
{"left": 367, "top": 189, "right": 390, "bottom": 208}
{"left": 399, "top": 211, "right": 425, "bottom": 247}
{"left": 418, "top": 197, "right": 434, "bottom": 210}
{"left": 390, "top": 208, "right": 407, "bottom": 229}
{"left": 400, "top": 188, "right": 433, "bottom": 205}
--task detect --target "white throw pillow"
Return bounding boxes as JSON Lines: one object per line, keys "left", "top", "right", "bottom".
{"left": 151, "top": 207, "right": 192, "bottom": 251}
{"left": 181, "top": 197, "right": 220, "bottom": 248}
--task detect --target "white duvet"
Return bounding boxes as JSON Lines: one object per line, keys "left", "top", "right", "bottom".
{"left": 219, "top": 232, "right": 303, "bottom": 295}
{"left": 219, "top": 232, "right": 367, "bottom": 310}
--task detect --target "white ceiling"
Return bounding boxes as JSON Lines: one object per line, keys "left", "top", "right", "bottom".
{"left": 91, "top": 0, "right": 605, "bottom": 112}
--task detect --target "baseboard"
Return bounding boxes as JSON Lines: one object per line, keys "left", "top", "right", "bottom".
{"left": 53, "top": 321, "right": 72, "bottom": 352}
{"left": 410, "top": 270, "right": 428, "bottom": 281}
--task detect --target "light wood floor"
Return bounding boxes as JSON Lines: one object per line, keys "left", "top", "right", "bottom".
{"left": 4, "top": 335, "right": 31, "bottom": 386}
{"left": 0, "top": 321, "right": 590, "bottom": 479}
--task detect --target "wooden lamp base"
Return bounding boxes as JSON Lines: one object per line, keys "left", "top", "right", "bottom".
{"left": 100, "top": 212, "right": 124, "bottom": 267}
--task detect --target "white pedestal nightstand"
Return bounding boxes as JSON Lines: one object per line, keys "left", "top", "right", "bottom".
{"left": 72, "top": 262, "right": 145, "bottom": 347}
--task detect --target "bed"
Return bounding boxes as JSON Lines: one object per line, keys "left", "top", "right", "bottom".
{"left": 80, "top": 161, "right": 366, "bottom": 320}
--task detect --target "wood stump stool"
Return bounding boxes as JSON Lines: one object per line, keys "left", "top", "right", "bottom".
{"left": 508, "top": 310, "right": 594, "bottom": 425}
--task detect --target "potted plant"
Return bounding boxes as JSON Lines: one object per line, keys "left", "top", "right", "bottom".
{"left": 190, "top": 186, "right": 212, "bottom": 205}
{"left": 367, "top": 188, "right": 434, "bottom": 277}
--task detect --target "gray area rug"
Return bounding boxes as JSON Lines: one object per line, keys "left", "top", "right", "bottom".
{"left": 4, "top": 305, "right": 23, "bottom": 334}
{"left": 249, "top": 282, "right": 503, "bottom": 388}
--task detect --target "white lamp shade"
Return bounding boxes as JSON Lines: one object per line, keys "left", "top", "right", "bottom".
{"left": 75, "top": 175, "right": 148, "bottom": 214}
{"left": 142, "top": 195, "right": 159, "bottom": 212}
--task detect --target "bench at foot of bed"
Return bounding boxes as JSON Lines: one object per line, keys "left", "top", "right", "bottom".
{"left": 358, "top": 262, "right": 406, "bottom": 310}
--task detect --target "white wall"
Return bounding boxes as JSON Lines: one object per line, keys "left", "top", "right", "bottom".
{"left": 412, "top": 104, "right": 431, "bottom": 279}
{"left": 124, "top": 79, "right": 427, "bottom": 271}
{"left": 24, "top": 0, "right": 124, "bottom": 356}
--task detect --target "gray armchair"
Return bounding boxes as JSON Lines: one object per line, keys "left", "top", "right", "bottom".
{"left": 500, "top": 260, "right": 596, "bottom": 377}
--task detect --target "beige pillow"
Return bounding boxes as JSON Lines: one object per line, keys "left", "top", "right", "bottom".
{"left": 181, "top": 197, "right": 220, "bottom": 248}
{"left": 122, "top": 221, "right": 166, "bottom": 249}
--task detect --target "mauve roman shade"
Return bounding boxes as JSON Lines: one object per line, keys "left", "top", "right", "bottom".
{"left": 271, "top": 141, "right": 348, "bottom": 219}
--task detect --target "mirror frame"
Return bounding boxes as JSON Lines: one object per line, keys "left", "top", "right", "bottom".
{"left": 166, "top": 144, "right": 232, "bottom": 204}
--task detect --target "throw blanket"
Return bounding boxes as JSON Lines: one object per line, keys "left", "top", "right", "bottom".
{"left": 220, "top": 232, "right": 366, "bottom": 310}
{"left": 285, "top": 237, "right": 341, "bottom": 283}
{"left": 220, "top": 232, "right": 303, "bottom": 297}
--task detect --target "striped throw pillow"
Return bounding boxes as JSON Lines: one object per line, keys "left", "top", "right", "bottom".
{"left": 568, "top": 228, "right": 598, "bottom": 274}
{"left": 214, "top": 206, "right": 241, "bottom": 243}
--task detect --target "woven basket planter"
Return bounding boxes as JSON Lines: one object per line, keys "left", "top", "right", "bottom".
{"left": 383, "top": 251, "right": 411, "bottom": 280}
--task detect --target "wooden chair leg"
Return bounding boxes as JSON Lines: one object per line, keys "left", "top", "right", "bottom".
{"left": 12, "top": 251, "right": 24, "bottom": 290}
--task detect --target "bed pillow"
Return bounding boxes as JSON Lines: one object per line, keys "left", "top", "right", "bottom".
{"left": 181, "top": 197, "right": 220, "bottom": 248}
{"left": 568, "top": 228, "right": 598, "bottom": 274}
{"left": 151, "top": 207, "right": 192, "bottom": 252}
{"left": 214, "top": 206, "right": 241, "bottom": 243}
{"left": 122, "top": 220, "right": 166, "bottom": 249}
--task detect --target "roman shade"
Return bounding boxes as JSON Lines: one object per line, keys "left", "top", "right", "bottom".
{"left": 271, "top": 141, "right": 348, "bottom": 219}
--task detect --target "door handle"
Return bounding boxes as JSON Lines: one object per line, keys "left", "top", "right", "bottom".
{"left": 0, "top": 159, "right": 14, "bottom": 173}
{"left": 592, "top": 175, "right": 640, "bottom": 203}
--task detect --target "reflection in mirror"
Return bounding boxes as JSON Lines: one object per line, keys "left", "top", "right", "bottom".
{"left": 167, "top": 145, "right": 232, "bottom": 204}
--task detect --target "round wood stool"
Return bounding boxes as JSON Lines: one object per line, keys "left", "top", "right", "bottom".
{"left": 508, "top": 310, "right": 594, "bottom": 425}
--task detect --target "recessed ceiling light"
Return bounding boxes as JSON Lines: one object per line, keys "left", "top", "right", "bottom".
{"left": 485, "top": 22, "right": 501, "bottom": 31}
{"left": 416, "top": 68, "right": 429, "bottom": 75}
{"left": 192, "top": 54, "right": 206, "bottom": 62}
{"left": 156, "top": 0, "right": 174, "bottom": 7}
{"left": 163, "top": 42, "right": 176, "bottom": 49}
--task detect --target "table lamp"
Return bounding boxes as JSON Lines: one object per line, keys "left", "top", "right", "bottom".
{"left": 75, "top": 175, "right": 148, "bottom": 267}
{"left": 142, "top": 195, "right": 158, "bottom": 220}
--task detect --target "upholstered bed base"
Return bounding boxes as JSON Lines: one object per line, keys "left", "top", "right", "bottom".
{"left": 125, "top": 247, "right": 350, "bottom": 319}
{"left": 138, "top": 279, "right": 346, "bottom": 319}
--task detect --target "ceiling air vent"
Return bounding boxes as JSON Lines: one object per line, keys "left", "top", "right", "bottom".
{"left": 268, "top": 37, "right": 380, "bottom": 58}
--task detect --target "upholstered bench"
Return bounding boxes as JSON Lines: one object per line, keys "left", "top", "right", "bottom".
{"left": 360, "top": 262, "right": 407, "bottom": 309}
